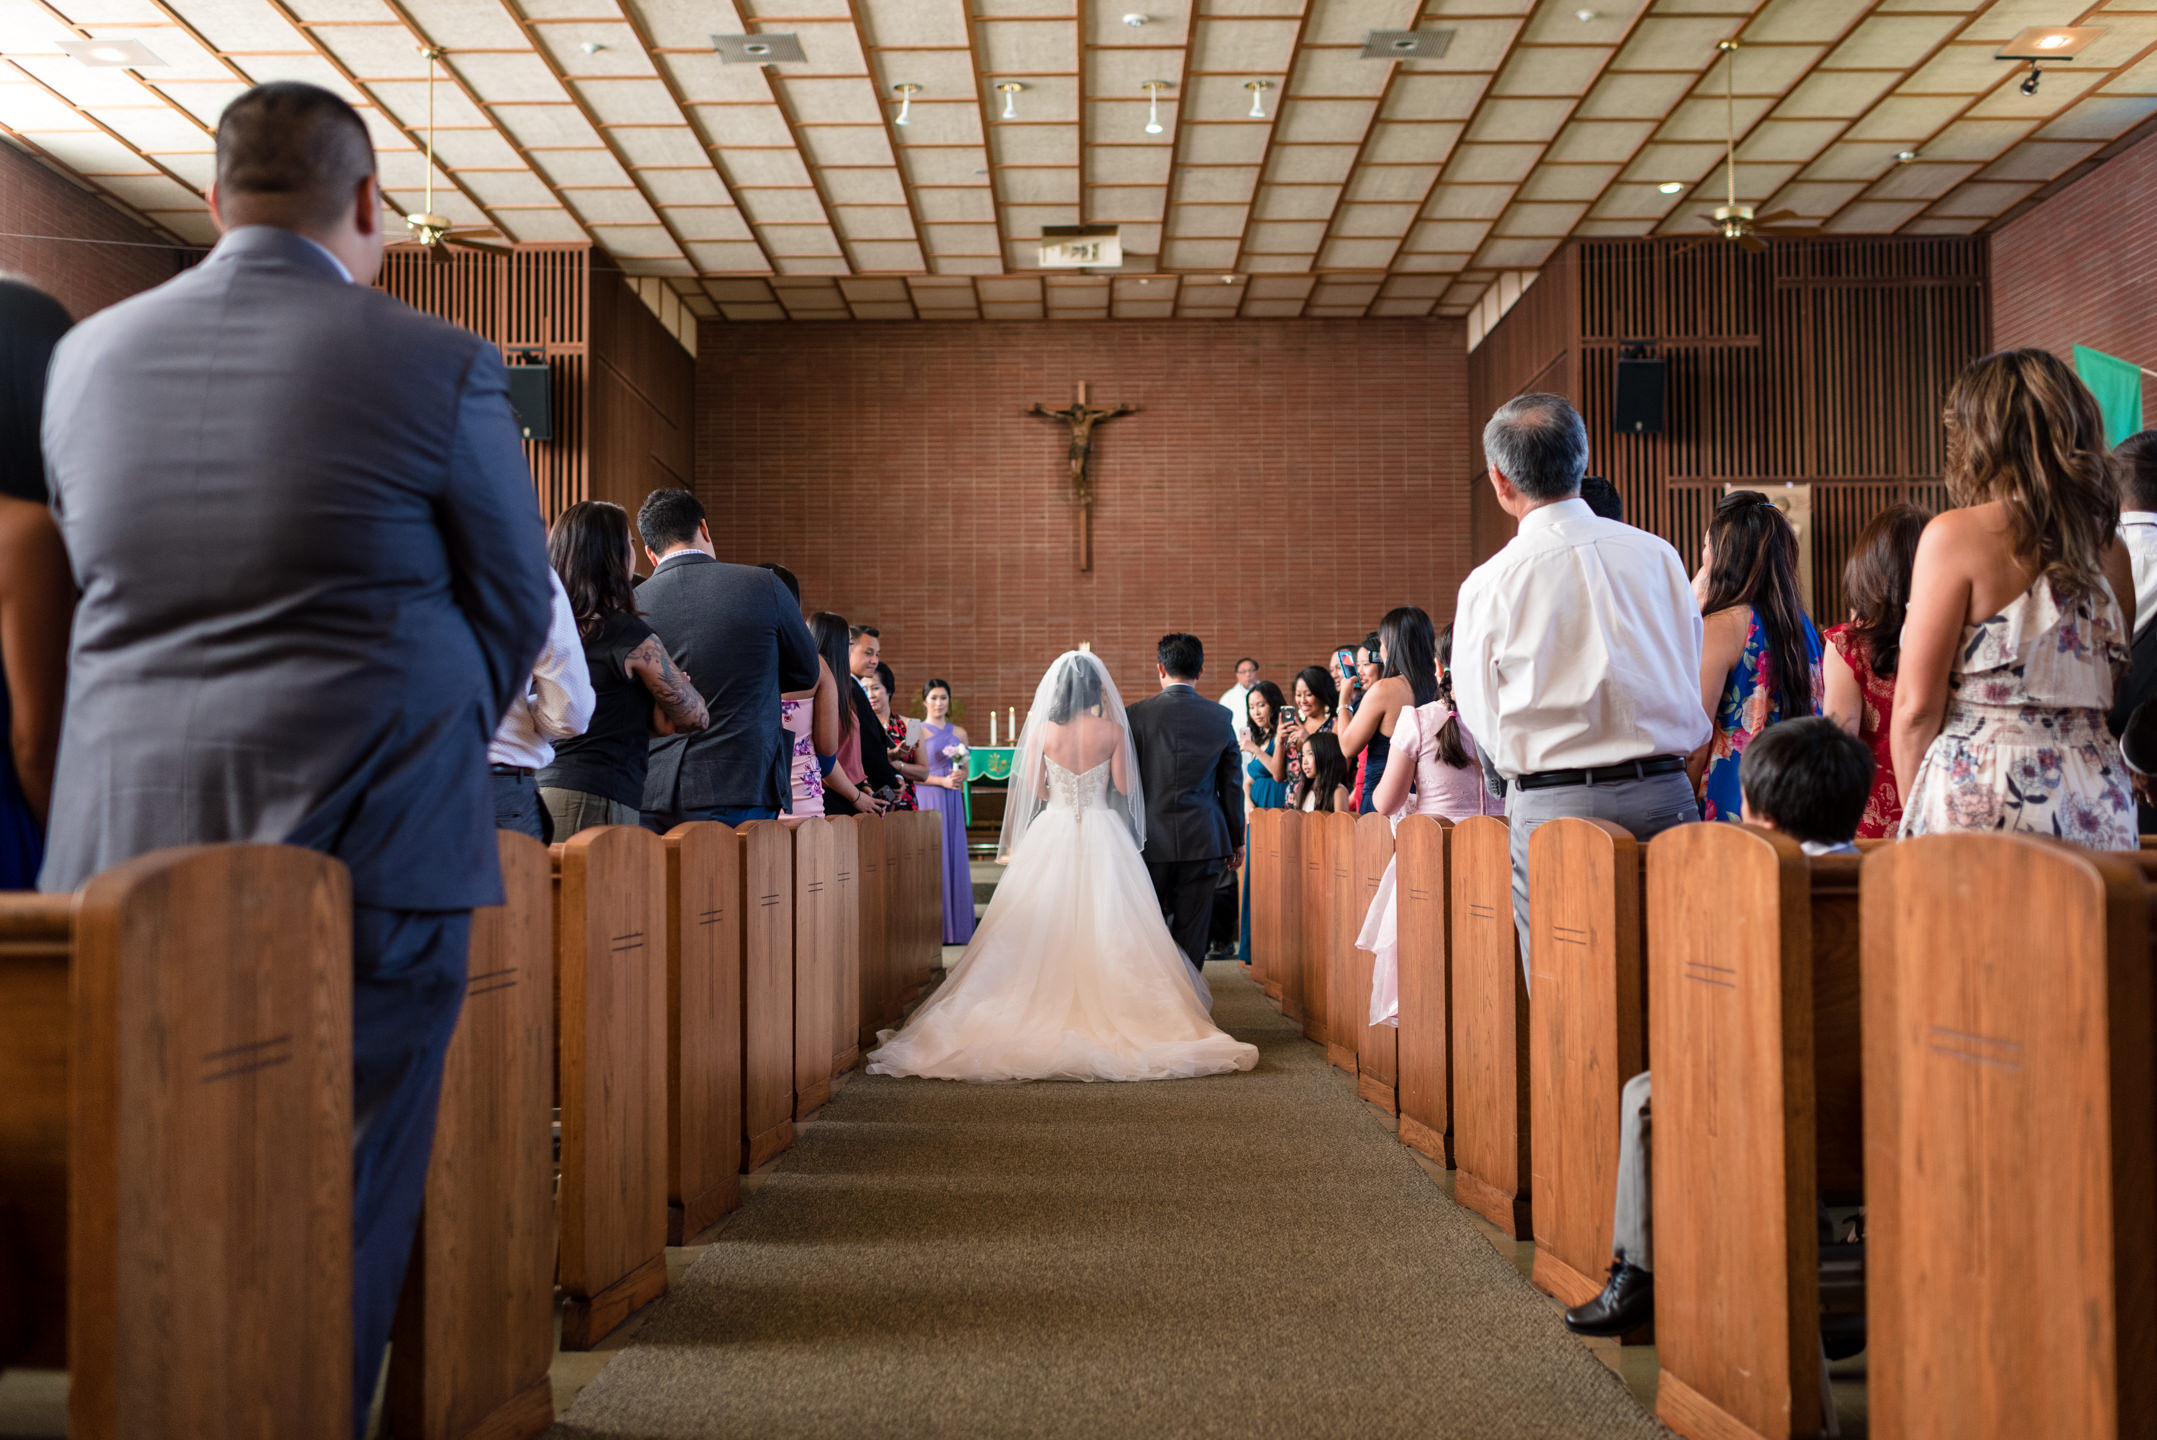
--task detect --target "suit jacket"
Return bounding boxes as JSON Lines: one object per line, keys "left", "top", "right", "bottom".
{"left": 1127, "top": 683, "right": 1244, "bottom": 863}
{"left": 39, "top": 226, "right": 553, "bottom": 910}
{"left": 637, "top": 552, "right": 819, "bottom": 813}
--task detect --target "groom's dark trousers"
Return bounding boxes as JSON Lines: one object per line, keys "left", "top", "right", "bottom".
{"left": 1127, "top": 682, "right": 1246, "bottom": 967}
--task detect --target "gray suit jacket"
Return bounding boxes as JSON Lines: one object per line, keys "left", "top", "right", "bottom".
{"left": 39, "top": 226, "right": 553, "bottom": 910}
{"left": 1127, "top": 683, "right": 1244, "bottom": 863}
{"left": 637, "top": 552, "right": 819, "bottom": 813}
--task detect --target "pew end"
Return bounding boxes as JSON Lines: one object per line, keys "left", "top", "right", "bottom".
{"left": 787, "top": 818, "right": 838, "bottom": 1120}
{"left": 1450, "top": 817, "right": 1532, "bottom": 1237}
{"left": 1352, "top": 812, "right": 1398, "bottom": 1113}
{"left": 827, "top": 817, "right": 863, "bottom": 1077}
{"left": 661, "top": 823, "right": 745, "bottom": 1246}
{"left": 735, "top": 821, "right": 797, "bottom": 1173}
{"left": 1394, "top": 816, "right": 1453, "bottom": 1166}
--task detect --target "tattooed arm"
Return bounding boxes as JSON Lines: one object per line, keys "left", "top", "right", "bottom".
{"left": 627, "top": 636, "right": 710, "bottom": 735}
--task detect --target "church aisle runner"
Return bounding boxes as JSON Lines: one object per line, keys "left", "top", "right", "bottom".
{"left": 552, "top": 965, "right": 1670, "bottom": 1440}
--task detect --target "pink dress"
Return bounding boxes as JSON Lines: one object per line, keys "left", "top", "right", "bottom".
{"left": 1359, "top": 702, "right": 1502, "bottom": 1027}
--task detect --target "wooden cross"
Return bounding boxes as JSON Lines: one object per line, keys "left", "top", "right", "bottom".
{"left": 1028, "top": 381, "right": 1136, "bottom": 572}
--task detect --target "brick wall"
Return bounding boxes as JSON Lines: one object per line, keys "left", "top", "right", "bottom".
{"left": 0, "top": 141, "right": 189, "bottom": 318}
{"left": 696, "top": 318, "right": 1473, "bottom": 729}
{"left": 1991, "top": 127, "right": 2157, "bottom": 429}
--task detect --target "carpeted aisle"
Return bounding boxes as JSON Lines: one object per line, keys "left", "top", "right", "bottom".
{"left": 551, "top": 965, "right": 1670, "bottom": 1440}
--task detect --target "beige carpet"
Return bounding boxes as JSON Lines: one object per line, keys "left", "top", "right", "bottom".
{"left": 551, "top": 965, "right": 1671, "bottom": 1440}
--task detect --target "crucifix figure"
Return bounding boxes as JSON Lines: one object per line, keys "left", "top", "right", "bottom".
{"left": 1029, "top": 381, "right": 1136, "bottom": 572}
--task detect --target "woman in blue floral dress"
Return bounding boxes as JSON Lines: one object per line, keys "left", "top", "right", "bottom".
{"left": 1692, "top": 491, "right": 1823, "bottom": 822}
{"left": 1895, "top": 350, "right": 2137, "bottom": 851}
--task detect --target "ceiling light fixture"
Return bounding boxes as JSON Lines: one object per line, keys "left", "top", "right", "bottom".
{"left": 580, "top": 41, "right": 606, "bottom": 54}
{"left": 712, "top": 32, "right": 806, "bottom": 64}
{"left": 997, "top": 81, "right": 1023, "bottom": 120}
{"left": 1141, "top": 80, "right": 1169, "bottom": 136}
{"left": 2021, "top": 64, "right": 2042, "bottom": 96}
{"left": 1221, "top": 274, "right": 1235, "bottom": 284}
{"left": 1124, "top": 13, "right": 1149, "bottom": 27}
{"left": 1244, "top": 79, "right": 1272, "bottom": 119}
{"left": 1896, "top": 149, "right": 1919, "bottom": 163}
{"left": 892, "top": 82, "right": 920, "bottom": 126}
{"left": 57, "top": 38, "right": 167, "bottom": 68}
{"left": 1658, "top": 181, "right": 1684, "bottom": 194}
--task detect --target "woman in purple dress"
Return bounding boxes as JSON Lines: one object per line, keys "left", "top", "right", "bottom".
{"left": 918, "top": 678, "right": 977, "bottom": 945}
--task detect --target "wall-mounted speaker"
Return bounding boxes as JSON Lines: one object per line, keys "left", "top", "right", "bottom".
{"left": 1613, "top": 358, "right": 1666, "bottom": 435}
{"left": 506, "top": 359, "right": 552, "bottom": 442}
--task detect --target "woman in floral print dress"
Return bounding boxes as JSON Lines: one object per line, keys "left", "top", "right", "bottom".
{"left": 1894, "top": 348, "right": 2138, "bottom": 851}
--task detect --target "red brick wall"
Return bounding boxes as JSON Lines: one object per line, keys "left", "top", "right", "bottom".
{"left": 696, "top": 318, "right": 1473, "bottom": 729}
{"left": 1991, "top": 128, "right": 2157, "bottom": 428}
{"left": 0, "top": 141, "right": 188, "bottom": 319}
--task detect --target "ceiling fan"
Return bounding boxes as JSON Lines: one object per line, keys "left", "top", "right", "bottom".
{"left": 402, "top": 47, "right": 511, "bottom": 258}
{"left": 1674, "top": 39, "right": 1818, "bottom": 255}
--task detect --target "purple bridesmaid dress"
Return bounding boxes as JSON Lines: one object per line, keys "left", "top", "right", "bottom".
{"left": 920, "top": 720, "right": 977, "bottom": 944}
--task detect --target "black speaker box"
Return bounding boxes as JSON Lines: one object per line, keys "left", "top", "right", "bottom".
{"left": 506, "top": 361, "right": 553, "bottom": 442}
{"left": 1613, "top": 358, "right": 1666, "bottom": 435}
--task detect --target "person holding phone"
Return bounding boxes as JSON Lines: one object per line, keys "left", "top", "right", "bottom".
{"left": 1279, "top": 666, "right": 1338, "bottom": 796}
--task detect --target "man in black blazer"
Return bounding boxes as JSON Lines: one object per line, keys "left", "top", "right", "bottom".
{"left": 1127, "top": 633, "right": 1246, "bottom": 970}
{"left": 635, "top": 489, "right": 820, "bottom": 829}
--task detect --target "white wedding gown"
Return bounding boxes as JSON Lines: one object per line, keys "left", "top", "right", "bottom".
{"left": 865, "top": 757, "right": 1260, "bottom": 1083}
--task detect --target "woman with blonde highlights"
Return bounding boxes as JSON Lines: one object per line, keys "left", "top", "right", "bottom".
{"left": 1892, "top": 348, "right": 2137, "bottom": 848}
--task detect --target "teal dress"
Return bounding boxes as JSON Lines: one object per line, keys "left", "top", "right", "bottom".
{"left": 1701, "top": 608, "right": 1824, "bottom": 823}
{"left": 1239, "top": 733, "right": 1285, "bottom": 962}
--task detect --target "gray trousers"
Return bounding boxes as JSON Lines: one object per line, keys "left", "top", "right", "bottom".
{"left": 1505, "top": 768, "right": 1698, "bottom": 989}
{"left": 541, "top": 787, "right": 641, "bottom": 839}
{"left": 1614, "top": 1070, "right": 1652, "bottom": 1271}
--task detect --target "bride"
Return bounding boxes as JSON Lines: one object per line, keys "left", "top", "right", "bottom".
{"left": 866, "top": 650, "right": 1258, "bottom": 1083}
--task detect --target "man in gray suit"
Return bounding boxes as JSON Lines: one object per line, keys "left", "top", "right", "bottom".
{"left": 38, "top": 83, "right": 553, "bottom": 1437}
{"left": 635, "top": 487, "right": 820, "bottom": 829}
{"left": 1127, "top": 633, "right": 1245, "bottom": 969}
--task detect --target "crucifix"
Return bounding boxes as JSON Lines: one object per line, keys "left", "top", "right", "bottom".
{"left": 1028, "top": 382, "right": 1136, "bottom": 572}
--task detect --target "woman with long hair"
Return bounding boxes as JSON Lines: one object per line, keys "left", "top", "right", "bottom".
{"left": 1359, "top": 621, "right": 1501, "bottom": 1026}
{"left": 1895, "top": 348, "right": 2136, "bottom": 848}
{"left": 1821, "top": 503, "right": 1928, "bottom": 837}
{"left": 1292, "top": 731, "right": 1353, "bottom": 813}
{"left": 1235, "top": 679, "right": 1289, "bottom": 964}
{"left": 1691, "top": 491, "right": 1824, "bottom": 822}
{"left": 1337, "top": 607, "right": 1438, "bottom": 815}
{"left": 915, "top": 677, "right": 976, "bottom": 943}
{"left": 811, "top": 611, "right": 887, "bottom": 815}
{"left": 0, "top": 279, "right": 74, "bottom": 888}
{"left": 760, "top": 562, "right": 841, "bottom": 818}
{"left": 537, "top": 501, "right": 709, "bottom": 836}
{"left": 1280, "top": 665, "right": 1339, "bottom": 795}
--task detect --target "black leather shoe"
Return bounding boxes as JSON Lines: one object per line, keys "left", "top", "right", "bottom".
{"left": 1563, "top": 1260, "right": 1653, "bottom": 1337}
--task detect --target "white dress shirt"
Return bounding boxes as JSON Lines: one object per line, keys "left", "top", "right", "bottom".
{"left": 1219, "top": 681, "right": 1251, "bottom": 723}
{"left": 1452, "top": 496, "right": 1710, "bottom": 779}
{"left": 489, "top": 567, "right": 595, "bottom": 769}
{"left": 2120, "top": 511, "right": 2157, "bottom": 637}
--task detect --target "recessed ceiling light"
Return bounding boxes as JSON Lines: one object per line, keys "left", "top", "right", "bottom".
{"left": 1895, "top": 150, "right": 1919, "bottom": 163}
{"left": 57, "top": 38, "right": 166, "bottom": 68}
{"left": 1996, "top": 26, "right": 2103, "bottom": 60}
{"left": 1658, "top": 181, "right": 1685, "bottom": 194}
{"left": 711, "top": 32, "right": 805, "bottom": 64}
{"left": 1220, "top": 274, "right": 1235, "bottom": 283}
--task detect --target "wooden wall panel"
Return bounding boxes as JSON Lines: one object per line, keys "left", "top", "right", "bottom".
{"left": 590, "top": 266, "right": 694, "bottom": 522}
{"left": 1467, "top": 237, "right": 1989, "bottom": 621}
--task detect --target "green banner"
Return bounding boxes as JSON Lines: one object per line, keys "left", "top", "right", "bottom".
{"left": 2074, "top": 344, "right": 2143, "bottom": 447}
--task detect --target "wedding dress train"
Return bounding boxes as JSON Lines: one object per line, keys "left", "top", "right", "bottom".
{"left": 865, "top": 757, "right": 1259, "bottom": 1083}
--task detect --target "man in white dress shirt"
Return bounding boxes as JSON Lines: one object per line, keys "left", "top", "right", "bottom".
{"left": 1452, "top": 394, "right": 1710, "bottom": 978}
{"left": 488, "top": 567, "right": 595, "bottom": 840}
{"left": 1219, "top": 656, "right": 1259, "bottom": 723}
{"left": 2115, "top": 430, "right": 2157, "bottom": 638}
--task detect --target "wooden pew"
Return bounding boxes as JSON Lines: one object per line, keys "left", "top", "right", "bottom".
{"left": 855, "top": 814, "right": 892, "bottom": 1046}
{"left": 1527, "top": 817, "right": 1648, "bottom": 1311}
{"left": 1276, "top": 810, "right": 1305, "bottom": 1022}
{"left": 0, "top": 845, "right": 351, "bottom": 1436}
{"left": 1247, "top": 809, "right": 1276, "bottom": 998}
{"left": 660, "top": 822, "right": 743, "bottom": 1244}
{"left": 388, "top": 832, "right": 556, "bottom": 1440}
{"left": 554, "top": 825, "right": 669, "bottom": 1350}
{"left": 1300, "top": 809, "right": 1331, "bottom": 1045}
{"left": 1450, "top": 816, "right": 1531, "bottom": 1236}
{"left": 917, "top": 810, "right": 946, "bottom": 982}
{"left": 1394, "top": 815, "right": 1453, "bottom": 1163}
{"left": 1645, "top": 823, "right": 1865, "bottom": 1440}
{"left": 1354, "top": 811, "right": 1398, "bottom": 1112}
{"left": 790, "top": 816, "right": 837, "bottom": 1119}
{"left": 1863, "top": 835, "right": 2157, "bottom": 1440}
{"left": 1324, "top": 809, "right": 1360, "bottom": 1072}
{"left": 736, "top": 820, "right": 796, "bottom": 1170}
{"left": 828, "top": 815, "right": 862, "bottom": 1075}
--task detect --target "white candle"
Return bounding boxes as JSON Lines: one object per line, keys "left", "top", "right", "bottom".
{"left": 990, "top": 713, "right": 997, "bottom": 746}
{"left": 1008, "top": 706, "right": 1016, "bottom": 737}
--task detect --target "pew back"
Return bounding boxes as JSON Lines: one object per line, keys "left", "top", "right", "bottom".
{"left": 1863, "top": 835, "right": 2157, "bottom": 1440}
{"left": 1325, "top": 810, "right": 1360, "bottom": 1070}
{"left": 828, "top": 816, "right": 862, "bottom": 1075}
{"left": 1300, "top": 810, "right": 1331, "bottom": 1043}
{"left": 1449, "top": 816, "right": 1530, "bottom": 1235}
{"left": 661, "top": 822, "right": 744, "bottom": 1243}
{"left": 856, "top": 817, "right": 892, "bottom": 1040}
{"left": 1277, "top": 811, "right": 1305, "bottom": 1021}
{"left": 791, "top": 817, "right": 836, "bottom": 1118}
{"left": 1393, "top": 815, "right": 1452, "bottom": 1163}
{"left": 1353, "top": 812, "right": 1397, "bottom": 1111}
{"left": 738, "top": 820, "right": 796, "bottom": 1171}
{"left": 1527, "top": 816, "right": 1647, "bottom": 1309}
{"left": 1249, "top": 809, "right": 1277, "bottom": 997}
{"left": 389, "top": 831, "right": 556, "bottom": 1440}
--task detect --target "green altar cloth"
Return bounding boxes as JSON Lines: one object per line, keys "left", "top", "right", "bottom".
{"left": 960, "top": 746, "right": 1017, "bottom": 826}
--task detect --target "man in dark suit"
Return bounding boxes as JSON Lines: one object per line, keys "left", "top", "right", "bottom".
{"left": 635, "top": 488, "right": 820, "bottom": 829}
{"left": 1126, "top": 633, "right": 1245, "bottom": 970}
{"left": 37, "top": 83, "right": 553, "bottom": 1437}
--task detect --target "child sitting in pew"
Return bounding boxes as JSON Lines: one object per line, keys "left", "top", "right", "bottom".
{"left": 1563, "top": 715, "right": 1874, "bottom": 1337}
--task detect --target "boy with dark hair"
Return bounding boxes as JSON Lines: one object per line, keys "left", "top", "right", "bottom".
{"left": 1565, "top": 716, "right": 1874, "bottom": 1337}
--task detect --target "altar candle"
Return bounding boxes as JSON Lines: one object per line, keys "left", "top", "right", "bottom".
{"left": 1008, "top": 706, "right": 1016, "bottom": 737}
{"left": 990, "top": 713, "right": 997, "bottom": 746}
